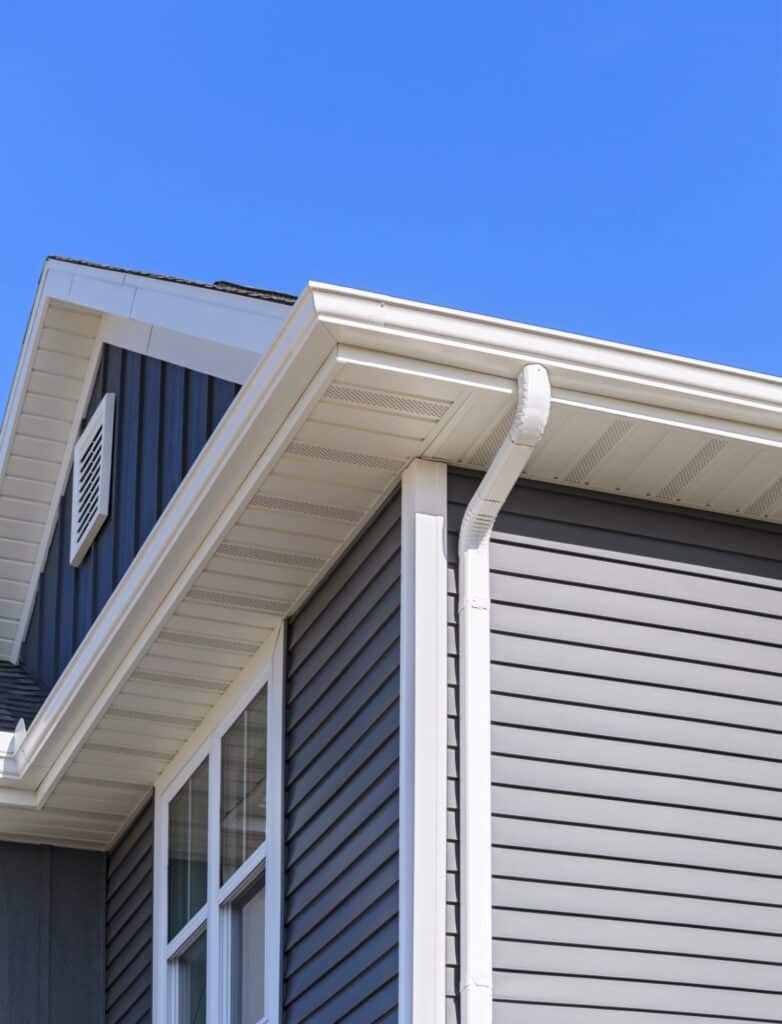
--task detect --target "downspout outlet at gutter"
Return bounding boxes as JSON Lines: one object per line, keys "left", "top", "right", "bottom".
{"left": 458, "top": 363, "right": 551, "bottom": 1023}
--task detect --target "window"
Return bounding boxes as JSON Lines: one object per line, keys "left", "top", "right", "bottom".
{"left": 70, "top": 392, "right": 115, "bottom": 566}
{"left": 155, "top": 630, "right": 283, "bottom": 1024}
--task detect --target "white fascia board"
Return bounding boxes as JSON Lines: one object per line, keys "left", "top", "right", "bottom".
{"left": 46, "top": 258, "right": 291, "bottom": 379}
{"left": 0, "top": 291, "right": 333, "bottom": 804}
{"left": 308, "top": 282, "right": 782, "bottom": 432}
{"left": 96, "top": 314, "right": 261, "bottom": 384}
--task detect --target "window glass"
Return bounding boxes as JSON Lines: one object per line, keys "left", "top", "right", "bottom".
{"left": 230, "top": 878, "right": 265, "bottom": 1024}
{"left": 221, "top": 689, "right": 267, "bottom": 883}
{"left": 178, "top": 931, "right": 207, "bottom": 1024}
{"left": 168, "top": 758, "right": 209, "bottom": 939}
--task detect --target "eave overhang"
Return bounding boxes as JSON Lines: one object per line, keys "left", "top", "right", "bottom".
{"left": 0, "top": 279, "right": 780, "bottom": 847}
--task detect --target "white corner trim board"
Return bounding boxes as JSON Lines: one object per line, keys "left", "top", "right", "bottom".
{"left": 400, "top": 459, "right": 449, "bottom": 1024}
{"left": 457, "top": 364, "right": 551, "bottom": 1023}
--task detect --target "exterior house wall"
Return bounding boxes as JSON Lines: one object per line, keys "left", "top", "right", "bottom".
{"left": 21, "top": 344, "right": 239, "bottom": 693}
{"left": 283, "top": 493, "right": 401, "bottom": 1023}
{"left": 0, "top": 840, "right": 106, "bottom": 1023}
{"left": 447, "top": 468, "right": 782, "bottom": 1022}
{"left": 106, "top": 800, "right": 154, "bottom": 1024}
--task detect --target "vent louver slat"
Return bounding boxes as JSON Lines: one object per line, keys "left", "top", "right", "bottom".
{"left": 70, "top": 393, "right": 115, "bottom": 566}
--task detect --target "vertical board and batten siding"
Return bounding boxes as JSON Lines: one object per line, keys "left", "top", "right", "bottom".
{"left": 0, "top": 840, "right": 106, "bottom": 1022}
{"left": 105, "top": 800, "right": 154, "bottom": 1024}
{"left": 21, "top": 343, "right": 239, "bottom": 693}
{"left": 448, "top": 468, "right": 782, "bottom": 1023}
{"left": 284, "top": 494, "right": 401, "bottom": 1024}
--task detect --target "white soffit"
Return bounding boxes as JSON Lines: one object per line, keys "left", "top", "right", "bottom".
{"left": 0, "top": 300, "right": 102, "bottom": 661}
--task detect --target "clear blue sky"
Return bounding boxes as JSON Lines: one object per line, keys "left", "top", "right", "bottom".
{"left": 0, "top": 1, "right": 779, "bottom": 412}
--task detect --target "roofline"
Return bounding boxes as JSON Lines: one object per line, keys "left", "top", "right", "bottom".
{"left": 307, "top": 281, "right": 782, "bottom": 429}
{"left": 310, "top": 280, "right": 782, "bottom": 387}
{"left": 48, "top": 255, "right": 297, "bottom": 304}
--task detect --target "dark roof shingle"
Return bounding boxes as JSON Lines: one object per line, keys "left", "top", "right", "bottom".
{"left": 49, "top": 255, "right": 297, "bottom": 305}
{"left": 0, "top": 662, "right": 46, "bottom": 731}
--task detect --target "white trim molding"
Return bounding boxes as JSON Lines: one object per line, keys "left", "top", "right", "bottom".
{"left": 400, "top": 459, "right": 449, "bottom": 1024}
{"left": 457, "top": 365, "right": 551, "bottom": 1023}
{"left": 152, "top": 625, "right": 285, "bottom": 1024}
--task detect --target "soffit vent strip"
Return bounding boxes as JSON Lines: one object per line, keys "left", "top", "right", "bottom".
{"left": 324, "top": 382, "right": 450, "bottom": 420}
{"left": 564, "top": 418, "right": 634, "bottom": 485}
{"left": 656, "top": 438, "right": 728, "bottom": 501}
{"left": 744, "top": 476, "right": 782, "bottom": 519}
{"left": 287, "top": 441, "right": 406, "bottom": 473}
{"left": 249, "top": 493, "right": 363, "bottom": 523}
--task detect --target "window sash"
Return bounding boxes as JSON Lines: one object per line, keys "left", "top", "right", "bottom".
{"left": 154, "top": 626, "right": 284, "bottom": 1024}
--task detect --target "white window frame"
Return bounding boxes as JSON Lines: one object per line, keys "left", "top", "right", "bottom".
{"left": 153, "top": 625, "right": 285, "bottom": 1024}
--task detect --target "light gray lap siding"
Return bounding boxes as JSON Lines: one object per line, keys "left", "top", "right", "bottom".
{"left": 448, "top": 468, "right": 782, "bottom": 1023}
{"left": 105, "top": 799, "right": 154, "bottom": 1024}
{"left": 284, "top": 493, "right": 401, "bottom": 1024}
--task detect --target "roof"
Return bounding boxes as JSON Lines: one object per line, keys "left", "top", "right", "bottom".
{"left": 0, "top": 663, "right": 45, "bottom": 731}
{"left": 49, "top": 255, "right": 297, "bottom": 305}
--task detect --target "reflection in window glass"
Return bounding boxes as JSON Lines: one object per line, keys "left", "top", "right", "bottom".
{"left": 230, "top": 878, "right": 265, "bottom": 1024}
{"left": 221, "top": 689, "right": 267, "bottom": 883}
{"left": 168, "top": 758, "right": 209, "bottom": 939}
{"left": 178, "top": 931, "right": 207, "bottom": 1024}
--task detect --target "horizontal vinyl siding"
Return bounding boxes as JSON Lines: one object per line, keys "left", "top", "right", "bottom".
{"left": 21, "top": 345, "right": 239, "bottom": 693}
{"left": 105, "top": 800, "right": 154, "bottom": 1024}
{"left": 284, "top": 494, "right": 401, "bottom": 1024}
{"left": 448, "top": 468, "right": 782, "bottom": 1023}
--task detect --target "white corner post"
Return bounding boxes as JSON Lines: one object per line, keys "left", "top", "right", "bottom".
{"left": 400, "top": 458, "right": 449, "bottom": 1024}
{"left": 458, "top": 364, "right": 551, "bottom": 1023}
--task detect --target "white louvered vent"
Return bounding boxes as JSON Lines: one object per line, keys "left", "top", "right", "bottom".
{"left": 70, "top": 393, "right": 116, "bottom": 567}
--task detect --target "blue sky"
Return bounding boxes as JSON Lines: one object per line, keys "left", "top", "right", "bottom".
{"left": 0, "top": 2, "right": 779, "bottom": 411}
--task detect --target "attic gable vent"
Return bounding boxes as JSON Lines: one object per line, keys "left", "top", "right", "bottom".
{"left": 69, "top": 393, "right": 116, "bottom": 567}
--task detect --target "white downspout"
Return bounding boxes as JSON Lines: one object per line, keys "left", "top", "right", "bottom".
{"left": 458, "top": 363, "right": 551, "bottom": 1022}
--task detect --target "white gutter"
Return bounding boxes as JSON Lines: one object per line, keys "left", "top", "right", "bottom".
{"left": 458, "top": 363, "right": 551, "bottom": 1022}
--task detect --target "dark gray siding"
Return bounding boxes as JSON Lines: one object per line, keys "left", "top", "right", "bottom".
{"left": 448, "top": 468, "right": 782, "bottom": 1023}
{"left": 283, "top": 494, "right": 401, "bottom": 1024}
{"left": 21, "top": 344, "right": 239, "bottom": 694}
{"left": 106, "top": 799, "right": 154, "bottom": 1024}
{"left": 0, "top": 840, "right": 105, "bottom": 1023}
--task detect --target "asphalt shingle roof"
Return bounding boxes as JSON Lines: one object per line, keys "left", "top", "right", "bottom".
{"left": 0, "top": 662, "right": 46, "bottom": 731}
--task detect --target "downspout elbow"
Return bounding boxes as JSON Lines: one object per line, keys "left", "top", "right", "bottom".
{"left": 458, "top": 363, "right": 551, "bottom": 558}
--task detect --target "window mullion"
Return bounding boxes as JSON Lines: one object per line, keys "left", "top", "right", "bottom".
{"left": 243, "top": 710, "right": 248, "bottom": 867}
{"left": 206, "top": 736, "right": 222, "bottom": 1023}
